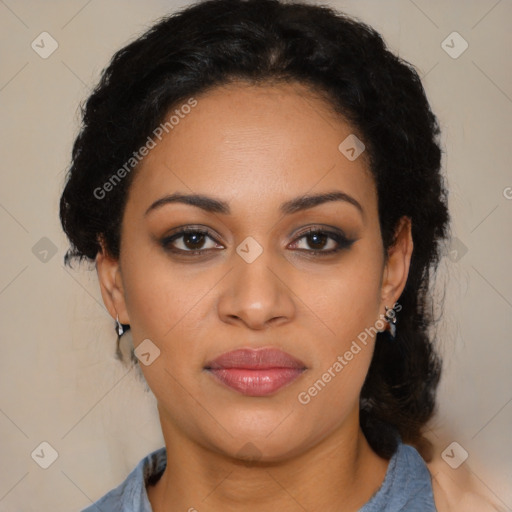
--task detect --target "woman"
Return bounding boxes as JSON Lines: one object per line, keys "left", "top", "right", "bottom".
{"left": 59, "top": 0, "right": 449, "bottom": 510}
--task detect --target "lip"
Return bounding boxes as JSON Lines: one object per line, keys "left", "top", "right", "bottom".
{"left": 204, "top": 348, "right": 307, "bottom": 397}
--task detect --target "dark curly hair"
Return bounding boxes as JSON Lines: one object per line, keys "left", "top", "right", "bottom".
{"left": 59, "top": 0, "right": 449, "bottom": 462}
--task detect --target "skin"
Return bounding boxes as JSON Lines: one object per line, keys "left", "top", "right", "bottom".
{"left": 96, "top": 81, "right": 413, "bottom": 512}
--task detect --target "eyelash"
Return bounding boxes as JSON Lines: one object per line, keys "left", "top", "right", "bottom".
{"left": 160, "top": 226, "right": 355, "bottom": 257}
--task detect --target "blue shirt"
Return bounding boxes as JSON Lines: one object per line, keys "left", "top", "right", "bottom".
{"left": 82, "top": 441, "right": 437, "bottom": 511}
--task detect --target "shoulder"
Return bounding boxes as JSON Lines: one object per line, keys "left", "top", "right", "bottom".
{"left": 427, "top": 451, "right": 508, "bottom": 512}
{"left": 80, "top": 447, "right": 166, "bottom": 512}
{"left": 360, "top": 441, "right": 437, "bottom": 512}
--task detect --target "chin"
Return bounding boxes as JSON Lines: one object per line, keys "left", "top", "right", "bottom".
{"left": 198, "top": 414, "right": 317, "bottom": 464}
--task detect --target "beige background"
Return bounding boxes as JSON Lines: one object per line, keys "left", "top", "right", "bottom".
{"left": 0, "top": 0, "right": 511, "bottom": 510}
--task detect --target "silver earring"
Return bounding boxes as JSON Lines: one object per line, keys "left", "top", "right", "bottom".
{"left": 115, "top": 314, "right": 130, "bottom": 361}
{"left": 384, "top": 306, "right": 397, "bottom": 340}
{"left": 115, "top": 314, "right": 126, "bottom": 337}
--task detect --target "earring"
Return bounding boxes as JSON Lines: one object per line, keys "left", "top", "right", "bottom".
{"left": 384, "top": 305, "right": 397, "bottom": 340}
{"left": 115, "top": 314, "right": 131, "bottom": 361}
{"left": 115, "top": 314, "right": 126, "bottom": 337}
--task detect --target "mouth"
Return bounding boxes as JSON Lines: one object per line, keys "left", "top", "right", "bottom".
{"left": 204, "top": 348, "right": 307, "bottom": 397}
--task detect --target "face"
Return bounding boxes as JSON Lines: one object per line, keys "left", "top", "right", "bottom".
{"left": 97, "top": 81, "right": 412, "bottom": 462}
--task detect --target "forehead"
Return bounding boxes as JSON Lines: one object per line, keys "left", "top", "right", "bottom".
{"left": 127, "top": 81, "right": 376, "bottom": 218}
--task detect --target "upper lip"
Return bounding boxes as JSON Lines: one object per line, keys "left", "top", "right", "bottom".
{"left": 205, "top": 348, "right": 306, "bottom": 370}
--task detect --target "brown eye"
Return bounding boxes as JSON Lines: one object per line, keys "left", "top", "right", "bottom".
{"left": 180, "top": 231, "right": 207, "bottom": 250}
{"left": 289, "top": 228, "right": 355, "bottom": 255}
{"left": 161, "top": 228, "right": 223, "bottom": 254}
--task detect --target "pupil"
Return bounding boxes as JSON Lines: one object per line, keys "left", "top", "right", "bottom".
{"left": 185, "top": 233, "right": 204, "bottom": 250}
{"left": 309, "top": 232, "right": 326, "bottom": 249}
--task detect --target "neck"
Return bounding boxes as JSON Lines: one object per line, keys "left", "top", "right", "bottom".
{"left": 147, "top": 407, "right": 390, "bottom": 512}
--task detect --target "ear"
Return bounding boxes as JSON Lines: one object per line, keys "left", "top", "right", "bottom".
{"left": 95, "top": 245, "right": 130, "bottom": 325}
{"left": 380, "top": 216, "right": 414, "bottom": 307}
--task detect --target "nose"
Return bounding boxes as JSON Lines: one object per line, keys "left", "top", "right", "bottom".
{"left": 216, "top": 248, "right": 296, "bottom": 330}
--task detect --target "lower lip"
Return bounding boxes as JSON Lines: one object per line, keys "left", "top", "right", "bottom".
{"left": 206, "top": 368, "right": 305, "bottom": 396}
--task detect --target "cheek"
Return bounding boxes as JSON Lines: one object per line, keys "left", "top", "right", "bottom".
{"left": 301, "top": 252, "right": 383, "bottom": 345}
{"left": 121, "top": 240, "right": 193, "bottom": 331}
{"left": 292, "top": 247, "right": 383, "bottom": 404}
{"left": 120, "top": 249, "right": 224, "bottom": 369}
{"left": 292, "top": 265, "right": 383, "bottom": 437}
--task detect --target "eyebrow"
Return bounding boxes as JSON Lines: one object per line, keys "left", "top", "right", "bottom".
{"left": 144, "top": 191, "right": 363, "bottom": 217}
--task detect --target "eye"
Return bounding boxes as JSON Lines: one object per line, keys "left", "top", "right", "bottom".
{"left": 161, "top": 226, "right": 355, "bottom": 257}
{"left": 288, "top": 227, "right": 355, "bottom": 255}
{"left": 161, "top": 227, "right": 223, "bottom": 255}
